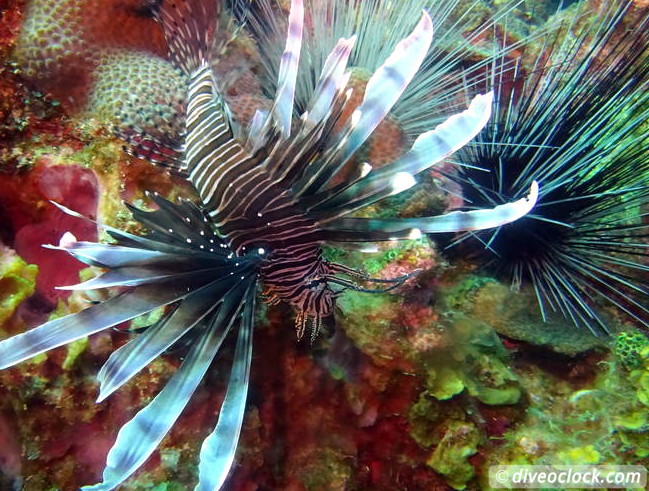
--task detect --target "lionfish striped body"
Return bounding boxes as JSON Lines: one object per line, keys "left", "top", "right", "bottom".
{"left": 0, "top": 0, "right": 539, "bottom": 489}
{"left": 156, "top": 0, "right": 538, "bottom": 340}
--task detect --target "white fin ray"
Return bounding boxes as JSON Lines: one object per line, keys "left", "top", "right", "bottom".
{"left": 330, "top": 12, "right": 434, "bottom": 174}
{"left": 310, "top": 92, "right": 493, "bottom": 217}
{"left": 268, "top": 0, "right": 304, "bottom": 137}
{"left": 95, "top": 278, "right": 235, "bottom": 402}
{"left": 81, "top": 284, "right": 249, "bottom": 491}
{"left": 305, "top": 36, "right": 356, "bottom": 127}
{"left": 196, "top": 285, "right": 256, "bottom": 491}
{"left": 322, "top": 181, "right": 539, "bottom": 238}
{"left": 0, "top": 283, "right": 197, "bottom": 371}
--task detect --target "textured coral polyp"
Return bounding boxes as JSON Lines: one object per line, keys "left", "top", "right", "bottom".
{"left": 15, "top": 0, "right": 170, "bottom": 114}
{"left": 85, "top": 49, "right": 186, "bottom": 138}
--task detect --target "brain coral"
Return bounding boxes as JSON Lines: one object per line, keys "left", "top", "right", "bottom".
{"left": 14, "top": 0, "right": 168, "bottom": 112}
{"left": 84, "top": 49, "right": 186, "bottom": 144}
{"left": 13, "top": 0, "right": 269, "bottom": 144}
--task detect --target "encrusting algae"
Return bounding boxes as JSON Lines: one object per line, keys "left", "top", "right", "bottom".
{"left": 0, "top": 0, "right": 647, "bottom": 490}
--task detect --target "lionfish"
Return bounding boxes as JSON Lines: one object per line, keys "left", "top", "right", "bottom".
{"left": 0, "top": 0, "right": 538, "bottom": 489}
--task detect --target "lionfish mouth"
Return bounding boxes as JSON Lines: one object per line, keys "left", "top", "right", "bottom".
{"left": 0, "top": 0, "right": 539, "bottom": 489}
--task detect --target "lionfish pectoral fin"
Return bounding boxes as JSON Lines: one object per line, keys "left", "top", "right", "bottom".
{"left": 48, "top": 240, "right": 180, "bottom": 270}
{"left": 0, "top": 284, "right": 193, "bottom": 371}
{"left": 82, "top": 279, "right": 254, "bottom": 491}
{"left": 320, "top": 181, "right": 539, "bottom": 241}
{"left": 96, "top": 276, "right": 240, "bottom": 402}
{"left": 49, "top": 199, "right": 199, "bottom": 256}
{"left": 196, "top": 284, "right": 256, "bottom": 491}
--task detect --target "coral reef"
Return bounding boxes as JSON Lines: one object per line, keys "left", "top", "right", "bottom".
{"left": 0, "top": 246, "right": 37, "bottom": 327}
{"left": 0, "top": 0, "right": 647, "bottom": 489}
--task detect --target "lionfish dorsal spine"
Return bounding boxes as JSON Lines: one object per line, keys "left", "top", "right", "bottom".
{"left": 264, "top": 0, "right": 304, "bottom": 138}
{"left": 308, "top": 92, "right": 495, "bottom": 221}
{"left": 298, "top": 12, "right": 435, "bottom": 197}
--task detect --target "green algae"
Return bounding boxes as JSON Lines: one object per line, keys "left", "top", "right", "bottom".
{"left": 441, "top": 275, "right": 604, "bottom": 356}
{"left": 0, "top": 251, "right": 38, "bottom": 327}
{"left": 62, "top": 337, "right": 88, "bottom": 370}
{"left": 298, "top": 447, "right": 353, "bottom": 490}
{"left": 477, "top": 343, "right": 649, "bottom": 487}
{"left": 426, "top": 420, "right": 481, "bottom": 490}
{"left": 419, "top": 314, "right": 522, "bottom": 406}
{"left": 408, "top": 393, "right": 443, "bottom": 448}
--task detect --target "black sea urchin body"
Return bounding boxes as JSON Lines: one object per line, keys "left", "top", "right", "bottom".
{"left": 452, "top": 1, "right": 649, "bottom": 334}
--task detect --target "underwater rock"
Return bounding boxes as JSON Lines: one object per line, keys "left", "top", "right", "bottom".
{"left": 426, "top": 420, "right": 481, "bottom": 490}
{"left": 442, "top": 275, "right": 605, "bottom": 356}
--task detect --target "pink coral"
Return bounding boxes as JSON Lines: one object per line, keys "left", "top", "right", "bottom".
{"left": 7, "top": 161, "right": 99, "bottom": 307}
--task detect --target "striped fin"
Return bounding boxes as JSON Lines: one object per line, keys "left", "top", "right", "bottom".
{"left": 81, "top": 279, "right": 252, "bottom": 491}
{"left": 45, "top": 242, "right": 174, "bottom": 269}
{"left": 265, "top": 0, "right": 304, "bottom": 137}
{"left": 95, "top": 275, "right": 245, "bottom": 402}
{"left": 309, "top": 92, "right": 493, "bottom": 219}
{"left": 321, "top": 181, "right": 539, "bottom": 241}
{"left": 0, "top": 282, "right": 204, "bottom": 371}
{"left": 183, "top": 64, "right": 262, "bottom": 219}
{"left": 55, "top": 265, "right": 226, "bottom": 291}
{"left": 196, "top": 284, "right": 256, "bottom": 491}
{"left": 156, "top": 0, "right": 219, "bottom": 74}
{"left": 301, "top": 11, "right": 434, "bottom": 195}
{"left": 304, "top": 36, "right": 356, "bottom": 128}
{"left": 115, "top": 128, "right": 186, "bottom": 170}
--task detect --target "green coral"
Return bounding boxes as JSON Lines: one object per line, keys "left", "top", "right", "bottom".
{"left": 62, "top": 337, "right": 88, "bottom": 370}
{"left": 627, "top": 346, "right": 649, "bottom": 407}
{"left": 322, "top": 238, "right": 432, "bottom": 276}
{"left": 408, "top": 394, "right": 443, "bottom": 447}
{"left": 478, "top": 341, "right": 649, "bottom": 487}
{"left": 419, "top": 315, "right": 522, "bottom": 406}
{"left": 556, "top": 444, "right": 601, "bottom": 465}
{"left": 0, "top": 250, "right": 38, "bottom": 326}
{"left": 426, "top": 366, "right": 465, "bottom": 400}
